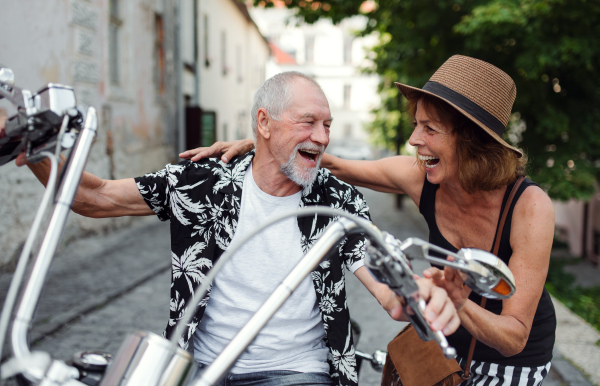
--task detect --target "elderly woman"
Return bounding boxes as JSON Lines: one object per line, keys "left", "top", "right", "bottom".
{"left": 181, "top": 55, "right": 557, "bottom": 385}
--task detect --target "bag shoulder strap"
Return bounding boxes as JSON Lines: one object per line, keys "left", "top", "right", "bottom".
{"left": 492, "top": 176, "right": 525, "bottom": 255}
{"left": 462, "top": 176, "right": 525, "bottom": 379}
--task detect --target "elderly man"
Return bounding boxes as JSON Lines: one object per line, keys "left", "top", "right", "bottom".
{"left": 17, "top": 71, "right": 458, "bottom": 386}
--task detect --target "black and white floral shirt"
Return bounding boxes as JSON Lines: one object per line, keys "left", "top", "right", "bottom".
{"left": 135, "top": 151, "right": 371, "bottom": 386}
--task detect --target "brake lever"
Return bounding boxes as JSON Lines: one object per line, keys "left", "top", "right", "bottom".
{"left": 0, "top": 67, "right": 33, "bottom": 112}
{"left": 365, "top": 234, "right": 457, "bottom": 359}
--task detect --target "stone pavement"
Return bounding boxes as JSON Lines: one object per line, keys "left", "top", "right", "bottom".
{"left": 0, "top": 189, "right": 598, "bottom": 385}
{"left": 0, "top": 219, "right": 173, "bottom": 379}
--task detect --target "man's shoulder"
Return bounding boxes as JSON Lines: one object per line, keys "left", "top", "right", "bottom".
{"left": 137, "top": 152, "right": 252, "bottom": 189}
{"left": 317, "top": 167, "right": 362, "bottom": 193}
{"left": 310, "top": 167, "right": 370, "bottom": 219}
{"left": 174, "top": 152, "right": 253, "bottom": 176}
{"left": 158, "top": 158, "right": 226, "bottom": 181}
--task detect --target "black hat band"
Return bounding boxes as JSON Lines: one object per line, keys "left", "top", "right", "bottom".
{"left": 422, "top": 81, "right": 506, "bottom": 136}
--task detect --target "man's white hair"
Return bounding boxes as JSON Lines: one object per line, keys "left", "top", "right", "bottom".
{"left": 250, "top": 71, "right": 323, "bottom": 137}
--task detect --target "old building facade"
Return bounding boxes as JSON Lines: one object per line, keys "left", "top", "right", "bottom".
{"left": 0, "top": 0, "right": 269, "bottom": 267}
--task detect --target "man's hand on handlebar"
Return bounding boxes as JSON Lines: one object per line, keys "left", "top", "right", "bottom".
{"left": 386, "top": 276, "right": 460, "bottom": 336}
{"left": 0, "top": 116, "right": 26, "bottom": 167}
{"left": 358, "top": 266, "right": 460, "bottom": 336}
{"left": 0, "top": 109, "right": 6, "bottom": 139}
{"left": 179, "top": 139, "right": 255, "bottom": 164}
{"left": 15, "top": 152, "right": 28, "bottom": 167}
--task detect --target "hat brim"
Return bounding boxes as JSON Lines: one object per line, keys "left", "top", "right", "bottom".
{"left": 394, "top": 82, "right": 523, "bottom": 158}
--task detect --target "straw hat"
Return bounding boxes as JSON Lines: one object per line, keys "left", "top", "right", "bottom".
{"left": 395, "top": 55, "right": 522, "bottom": 157}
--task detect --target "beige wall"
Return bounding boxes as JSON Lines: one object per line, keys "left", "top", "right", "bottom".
{"left": 192, "top": 0, "right": 270, "bottom": 142}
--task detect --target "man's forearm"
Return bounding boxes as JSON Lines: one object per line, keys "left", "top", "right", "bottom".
{"left": 26, "top": 155, "right": 103, "bottom": 216}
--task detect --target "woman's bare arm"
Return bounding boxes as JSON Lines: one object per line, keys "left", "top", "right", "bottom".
{"left": 322, "top": 153, "right": 426, "bottom": 204}
{"left": 425, "top": 186, "right": 555, "bottom": 356}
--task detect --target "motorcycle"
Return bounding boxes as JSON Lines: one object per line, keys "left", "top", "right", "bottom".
{"left": 0, "top": 68, "right": 517, "bottom": 386}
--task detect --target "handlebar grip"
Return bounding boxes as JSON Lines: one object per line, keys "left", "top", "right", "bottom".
{"left": 405, "top": 296, "right": 456, "bottom": 359}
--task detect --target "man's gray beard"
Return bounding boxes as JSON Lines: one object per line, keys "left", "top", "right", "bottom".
{"left": 281, "top": 145, "right": 322, "bottom": 190}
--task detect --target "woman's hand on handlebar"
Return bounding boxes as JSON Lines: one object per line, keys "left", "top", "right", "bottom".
{"left": 414, "top": 276, "right": 461, "bottom": 336}
{"left": 179, "top": 139, "right": 255, "bottom": 164}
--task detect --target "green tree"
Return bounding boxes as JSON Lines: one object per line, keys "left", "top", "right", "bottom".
{"left": 255, "top": 0, "right": 600, "bottom": 200}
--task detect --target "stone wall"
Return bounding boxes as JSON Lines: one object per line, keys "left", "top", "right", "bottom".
{"left": 0, "top": 0, "right": 178, "bottom": 268}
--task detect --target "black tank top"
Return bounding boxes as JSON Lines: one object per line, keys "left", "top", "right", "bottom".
{"left": 419, "top": 178, "right": 556, "bottom": 366}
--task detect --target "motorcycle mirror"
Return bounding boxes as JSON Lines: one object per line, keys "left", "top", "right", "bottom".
{"left": 0, "top": 67, "right": 15, "bottom": 100}
{"left": 457, "top": 248, "right": 516, "bottom": 299}
{"left": 0, "top": 67, "right": 18, "bottom": 104}
{"left": 0, "top": 67, "right": 15, "bottom": 86}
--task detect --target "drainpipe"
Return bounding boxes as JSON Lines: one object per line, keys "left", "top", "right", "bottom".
{"left": 193, "top": 0, "right": 200, "bottom": 106}
{"left": 174, "top": 0, "right": 185, "bottom": 156}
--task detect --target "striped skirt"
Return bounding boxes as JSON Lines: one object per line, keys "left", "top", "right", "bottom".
{"left": 457, "top": 357, "right": 552, "bottom": 386}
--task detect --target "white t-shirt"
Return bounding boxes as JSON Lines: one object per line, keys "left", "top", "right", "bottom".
{"left": 193, "top": 163, "right": 329, "bottom": 374}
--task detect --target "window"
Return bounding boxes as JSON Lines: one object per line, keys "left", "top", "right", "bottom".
{"left": 203, "top": 14, "right": 210, "bottom": 67}
{"left": 236, "top": 45, "right": 242, "bottom": 83}
{"left": 202, "top": 112, "right": 216, "bottom": 146}
{"left": 344, "top": 123, "right": 353, "bottom": 137}
{"left": 343, "top": 37, "right": 353, "bottom": 65}
{"left": 154, "top": 13, "right": 166, "bottom": 95}
{"left": 236, "top": 110, "right": 247, "bottom": 139}
{"left": 109, "top": 0, "right": 122, "bottom": 85}
{"left": 305, "top": 36, "right": 314, "bottom": 64}
{"left": 221, "top": 31, "right": 228, "bottom": 76}
{"left": 343, "top": 84, "right": 351, "bottom": 109}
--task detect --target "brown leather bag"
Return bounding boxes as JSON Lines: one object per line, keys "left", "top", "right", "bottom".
{"left": 380, "top": 177, "right": 525, "bottom": 386}
{"left": 381, "top": 324, "right": 467, "bottom": 386}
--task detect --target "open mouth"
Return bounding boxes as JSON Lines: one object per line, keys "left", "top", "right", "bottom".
{"left": 418, "top": 154, "right": 440, "bottom": 168}
{"left": 298, "top": 148, "right": 321, "bottom": 163}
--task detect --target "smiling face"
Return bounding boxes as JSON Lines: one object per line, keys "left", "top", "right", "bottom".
{"left": 408, "top": 99, "right": 459, "bottom": 185}
{"left": 268, "top": 78, "right": 332, "bottom": 189}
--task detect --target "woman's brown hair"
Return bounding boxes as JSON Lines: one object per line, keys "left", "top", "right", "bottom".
{"left": 408, "top": 94, "right": 527, "bottom": 193}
